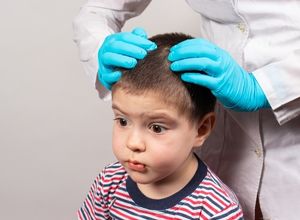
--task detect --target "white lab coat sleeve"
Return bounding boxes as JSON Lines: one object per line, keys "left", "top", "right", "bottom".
{"left": 72, "top": 0, "right": 151, "bottom": 100}
{"left": 252, "top": 49, "right": 300, "bottom": 125}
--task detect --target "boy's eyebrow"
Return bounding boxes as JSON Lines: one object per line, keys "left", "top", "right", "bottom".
{"left": 141, "top": 112, "right": 177, "bottom": 121}
{"left": 112, "top": 103, "right": 177, "bottom": 121}
{"left": 112, "top": 103, "right": 124, "bottom": 113}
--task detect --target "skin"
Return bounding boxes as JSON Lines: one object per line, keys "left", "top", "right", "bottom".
{"left": 111, "top": 88, "right": 215, "bottom": 199}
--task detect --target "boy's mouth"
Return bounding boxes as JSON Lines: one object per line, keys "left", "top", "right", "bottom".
{"left": 127, "top": 160, "right": 146, "bottom": 172}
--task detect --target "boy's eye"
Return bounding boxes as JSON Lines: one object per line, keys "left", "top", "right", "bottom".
{"left": 119, "top": 118, "right": 127, "bottom": 126}
{"left": 149, "top": 124, "right": 166, "bottom": 133}
{"left": 115, "top": 118, "right": 128, "bottom": 126}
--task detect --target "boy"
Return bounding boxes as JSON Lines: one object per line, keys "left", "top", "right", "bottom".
{"left": 78, "top": 33, "right": 243, "bottom": 220}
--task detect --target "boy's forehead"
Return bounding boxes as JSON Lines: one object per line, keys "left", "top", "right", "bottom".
{"left": 112, "top": 88, "right": 183, "bottom": 116}
{"left": 112, "top": 88, "right": 167, "bottom": 106}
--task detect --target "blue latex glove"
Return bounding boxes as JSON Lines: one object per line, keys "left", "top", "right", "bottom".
{"left": 98, "top": 28, "right": 157, "bottom": 90}
{"left": 168, "top": 38, "right": 270, "bottom": 111}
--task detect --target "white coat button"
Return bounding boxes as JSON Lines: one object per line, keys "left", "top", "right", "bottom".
{"left": 254, "top": 148, "right": 262, "bottom": 158}
{"left": 237, "top": 22, "right": 246, "bottom": 33}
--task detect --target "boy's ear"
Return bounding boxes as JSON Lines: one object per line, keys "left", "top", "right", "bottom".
{"left": 193, "top": 112, "right": 216, "bottom": 147}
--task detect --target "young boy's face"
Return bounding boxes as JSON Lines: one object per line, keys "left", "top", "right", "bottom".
{"left": 112, "top": 88, "right": 212, "bottom": 190}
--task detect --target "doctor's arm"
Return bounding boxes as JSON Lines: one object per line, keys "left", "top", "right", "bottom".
{"left": 252, "top": 49, "right": 300, "bottom": 125}
{"left": 72, "top": 0, "right": 152, "bottom": 99}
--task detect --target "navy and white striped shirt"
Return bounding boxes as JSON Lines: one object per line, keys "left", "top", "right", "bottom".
{"left": 78, "top": 157, "right": 243, "bottom": 220}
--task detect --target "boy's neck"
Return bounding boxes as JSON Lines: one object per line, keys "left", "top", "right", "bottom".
{"left": 137, "top": 153, "right": 198, "bottom": 200}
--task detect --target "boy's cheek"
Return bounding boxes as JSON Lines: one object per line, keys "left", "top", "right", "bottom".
{"left": 112, "top": 132, "right": 127, "bottom": 155}
{"left": 112, "top": 142, "right": 123, "bottom": 161}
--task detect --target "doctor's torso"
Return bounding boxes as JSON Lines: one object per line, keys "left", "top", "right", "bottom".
{"left": 186, "top": 0, "right": 300, "bottom": 72}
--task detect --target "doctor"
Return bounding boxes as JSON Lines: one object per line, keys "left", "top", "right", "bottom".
{"left": 73, "top": 1, "right": 300, "bottom": 219}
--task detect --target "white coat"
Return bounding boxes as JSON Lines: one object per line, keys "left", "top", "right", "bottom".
{"left": 73, "top": 1, "right": 300, "bottom": 219}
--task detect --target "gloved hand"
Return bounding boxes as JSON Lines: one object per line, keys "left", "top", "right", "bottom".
{"left": 98, "top": 28, "right": 157, "bottom": 90}
{"left": 168, "top": 38, "right": 270, "bottom": 111}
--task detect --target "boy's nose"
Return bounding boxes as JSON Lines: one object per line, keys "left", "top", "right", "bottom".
{"left": 126, "top": 130, "right": 146, "bottom": 152}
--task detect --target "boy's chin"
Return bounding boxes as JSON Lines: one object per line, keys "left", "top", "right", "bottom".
{"left": 127, "top": 171, "right": 155, "bottom": 185}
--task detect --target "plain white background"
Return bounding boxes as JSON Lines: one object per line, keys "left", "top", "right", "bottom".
{"left": 0, "top": 0, "right": 201, "bottom": 219}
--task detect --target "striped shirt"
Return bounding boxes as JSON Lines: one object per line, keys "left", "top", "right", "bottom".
{"left": 78, "top": 157, "right": 243, "bottom": 220}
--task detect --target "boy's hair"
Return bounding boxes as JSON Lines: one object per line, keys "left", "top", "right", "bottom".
{"left": 112, "top": 33, "right": 216, "bottom": 121}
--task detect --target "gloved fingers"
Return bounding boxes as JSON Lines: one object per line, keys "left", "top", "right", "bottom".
{"left": 170, "top": 58, "right": 220, "bottom": 76}
{"left": 102, "top": 52, "right": 137, "bottom": 69}
{"left": 115, "top": 32, "right": 157, "bottom": 51}
{"left": 97, "top": 71, "right": 111, "bottom": 90}
{"left": 101, "top": 71, "right": 122, "bottom": 85}
{"left": 168, "top": 44, "right": 218, "bottom": 61}
{"left": 181, "top": 72, "right": 217, "bottom": 90}
{"left": 131, "top": 27, "right": 148, "bottom": 38}
{"left": 170, "top": 38, "right": 214, "bottom": 52}
{"left": 109, "top": 40, "right": 147, "bottom": 59}
{"left": 98, "top": 70, "right": 122, "bottom": 90}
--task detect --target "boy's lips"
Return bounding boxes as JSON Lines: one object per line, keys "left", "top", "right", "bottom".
{"left": 127, "top": 160, "right": 146, "bottom": 172}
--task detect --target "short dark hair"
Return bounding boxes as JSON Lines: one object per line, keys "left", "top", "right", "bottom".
{"left": 112, "top": 33, "right": 216, "bottom": 121}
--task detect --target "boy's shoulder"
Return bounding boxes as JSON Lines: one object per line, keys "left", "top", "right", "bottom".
{"left": 92, "top": 162, "right": 128, "bottom": 197}
{"left": 179, "top": 163, "right": 243, "bottom": 219}
{"left": 91, "top": 162, "right": 128, "bottom": 190}
{"left": 199, "top": 167, "right": 240, "bottom": 203}
{"left": 192, "top": 166, "right": 242, "bottom": 217}
{"left": 100, "top": 161, "right": 128, "bottom": 181}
